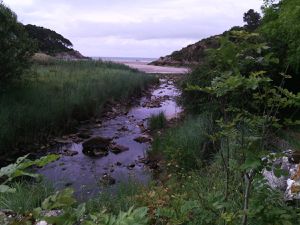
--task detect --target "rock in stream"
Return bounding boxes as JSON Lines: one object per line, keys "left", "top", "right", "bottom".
{"left": 82, "top": 137, "right": 112, "bottom": 157}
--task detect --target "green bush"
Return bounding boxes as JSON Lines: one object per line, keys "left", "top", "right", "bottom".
{"left": 261, "top": 0, "right": 300, "bottom": 91}
{"left": 0, "top": 3, "right": 34, "bottom": 85}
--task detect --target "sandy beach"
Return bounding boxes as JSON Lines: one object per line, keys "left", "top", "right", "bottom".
{"left": 121, "top": 61, "right": 189, "bottom": 74}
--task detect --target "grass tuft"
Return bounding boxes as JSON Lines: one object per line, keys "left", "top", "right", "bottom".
{"left": 0, "top": 181, "right": 53, "bottom": 214}
{"left": 151, "top": 113, "right": 215, "bottom": 170}
{"left": 86, "top": 180, "right": 146, "bottom": 214}
{"left": 148, "top": 112, "right": 167, "bottom": 131}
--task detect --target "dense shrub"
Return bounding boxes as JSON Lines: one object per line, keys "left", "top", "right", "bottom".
{"left": 183, "top": 31, "right": 278, "bottom": 114}
{"left": 260, "top": 0, "right": 300, "bottom": 92}
{"left": 0, "top": 3, "right": 33, "bottom": 85}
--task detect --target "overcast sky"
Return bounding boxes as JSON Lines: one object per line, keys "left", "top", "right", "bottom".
{"left": 4, "top": 0, "right": 262, "bottom": 58}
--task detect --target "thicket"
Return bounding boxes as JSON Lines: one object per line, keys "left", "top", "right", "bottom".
{"left": 260, "top": 0, "right": 300, "bottom": 92}
{"left": 147, "top": 1, "right": 300, "bottom": 224}
{"left": 0, "top": 3, "right": 34, "bottom": 85}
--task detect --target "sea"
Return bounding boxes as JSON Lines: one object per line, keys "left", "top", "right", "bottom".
{"left": 92, "top": 57, "right": 157, "bottom": 64}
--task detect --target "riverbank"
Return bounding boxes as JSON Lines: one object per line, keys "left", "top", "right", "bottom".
{"left": 0, "top": 60, "right": 156, "bottom": 164}
{"left": 34, "top": 75, "right": 183, "bottom": 200}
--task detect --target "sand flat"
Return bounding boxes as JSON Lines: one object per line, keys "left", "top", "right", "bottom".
{"left": 121, "top": 61, "right": 189, "bottom": 74}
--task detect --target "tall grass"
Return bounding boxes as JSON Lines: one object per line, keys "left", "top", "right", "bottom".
{"left": 86, "top": 181, "right": 146, "bottom": 214}
{"left": 151, "top": 113, "right": 215, "bottom": 170}
{"left": 148, "top": 112, "right": 167, "bottom": 131}
{"left": 0, "top": 181, "right": 53, "bottom": 214}
{"left": 0, "top": 60, "right": 156, "bottom": 156}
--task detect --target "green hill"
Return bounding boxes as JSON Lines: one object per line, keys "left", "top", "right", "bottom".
{"left": 24, "top": 24, "right": 87, "bottom": 59}
{"left": 151, "top": 26, "right": 244, "bottom": 67}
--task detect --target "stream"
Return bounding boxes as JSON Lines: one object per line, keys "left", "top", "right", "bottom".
{"left": 36, "top": 77, "right": 182, "bottom": 200}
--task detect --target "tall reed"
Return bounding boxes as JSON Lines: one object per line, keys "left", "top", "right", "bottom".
{"left": 0, "top": 60, "right": 155, "bottom": 156}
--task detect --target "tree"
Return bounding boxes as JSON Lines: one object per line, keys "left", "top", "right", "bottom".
{"left": 0, "top": 3, "right": 34, "bottom": 84}
{"left": 260, "top": 0, "right": 300, "bottom": 92}
{"left": 243, "top": 9, "right": 262, "bottom": 31}
{"left": 25, "top": 24, "right": 73, "bottom": 55}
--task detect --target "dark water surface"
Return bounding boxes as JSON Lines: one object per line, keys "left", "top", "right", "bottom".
{"left": 36, "top": 78, "right": 182, "bottom": 200}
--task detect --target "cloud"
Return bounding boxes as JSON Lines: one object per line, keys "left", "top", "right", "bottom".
{"left": 4, "top": 0, "right": 263, "bottom": 57}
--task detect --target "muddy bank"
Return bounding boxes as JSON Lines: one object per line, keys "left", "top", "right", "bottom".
{"left": 35, "top": 76, "right": 183, "bottom": 200}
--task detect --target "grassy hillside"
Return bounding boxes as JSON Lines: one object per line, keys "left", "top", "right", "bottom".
{"left": 151, "top": 35, "right": 220, "bottom": 67}
{"left": 150, "top": 27, "right": 245, "bottom": 67}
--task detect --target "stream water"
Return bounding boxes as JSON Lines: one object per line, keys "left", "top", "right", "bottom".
{"left": 36, "top": 77, "right": 182, "bottom": 200}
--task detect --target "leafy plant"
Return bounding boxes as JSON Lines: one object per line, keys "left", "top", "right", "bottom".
{"left": 185, "top": 31, "right": 300, "bottom": 225}
{"left": 261, "top": 0, "right": 300, "bottom": 91}
{"left": 84, "top": 207, "right": 148, "bottom": 225}
{"left": 0, "top": 154, "right": 59, "bottom": 193}
{"left": 30, "top": 187, "right": 149, "bottom": 225}
{"left": 0, "top": 181, "right": 53, "bottom": 214}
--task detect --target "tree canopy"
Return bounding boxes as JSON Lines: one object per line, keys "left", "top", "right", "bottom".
{"left": 243, "top": 9, "right": 262, "bottom": 31}
{"left": 24, "top": 24, "right": 73, "bottom": 55}
{"left": 260, "top": 0, "right": 300, "bottom": 91}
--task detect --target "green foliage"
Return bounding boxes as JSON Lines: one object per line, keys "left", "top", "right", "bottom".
{"left": 0, "top": 154, "right": 59, "bottom": 193}
{"left": 84, "top": 207, "right": 148, "bottom": 225}
{"left": 33, "top": 188, "right": 84, "bottom": 225}
{"left": 1, "top": 2, "right": 300, "bottom": 225}
{"left": 261, "top": 0, "right": 300, "bottom": 89}
{"left": 151, "top": 113, "right": 215, "bottom": 170}
{"left": 0, "top": 3, "right": 34, "bottom": 84}
{"left": 248, "top": 178, "right": 300, "bottom": 225}
{"left": 243, "top": 9, "right": 262, "bottom": 31}
{"left": 151, "top": 28, "right": 300, "bottom": 225}
{"left": 156, "top": 198, "right": 198, "bottom": 225}
{"left": 0, "top": 171, "right": 149, "bottom": 225}
{"left": 86, "top": 181, "right": 144, "bottom": 214}
{"left": 0, "top": 60, "right": 156, "bottom": 156}
{"left": 24, "top": 24, "right": 73, "bottom": 54}
{"left": 152, "top": 35, "right": 220, "bottom": 66}
{"left": 31, "top": 187, "right": 148, "bottom": 225}
{"left": 183, "top": 31, "right": 278, "bottom": 113}
{"left": 41, "top": 188, "right": 76, "bottom": 210}
{"left": 0, "top": 181, "right": 53, "bottom": 214}
{"left": 184, "top": 31, "right": 300, "bottom": 225}
{"left": 148, "top": 112, "right": 167, "bottom": 131}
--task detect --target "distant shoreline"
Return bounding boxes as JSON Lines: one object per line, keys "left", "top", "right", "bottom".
{"left": 120, "top": 61, "right": 189, "bottom": 74}
{"left": 92, "top": 56, "right": 158, "bottom": 64}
